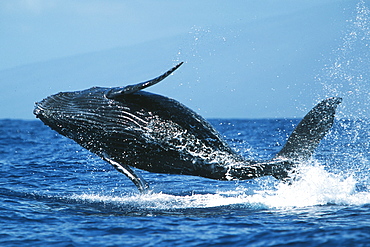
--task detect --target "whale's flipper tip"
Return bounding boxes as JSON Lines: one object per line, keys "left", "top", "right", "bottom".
{"left": 106, "top": 62, "right": 184, "bottom": 99}
{"left": 274, "top": 97, "right": 342, "bottom": 162}
{"left": 103, "top": 156, "right": 150, "bottom": 193}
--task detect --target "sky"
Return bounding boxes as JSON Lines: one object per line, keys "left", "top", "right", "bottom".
{"left": 0, "top": 0, "right": 369, "bottom": 119}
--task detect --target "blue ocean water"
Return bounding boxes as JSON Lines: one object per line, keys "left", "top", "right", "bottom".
{"left": 0, "top": 118, "right": 369, "bottom": 246}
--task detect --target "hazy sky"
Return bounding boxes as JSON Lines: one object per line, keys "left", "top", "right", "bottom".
{"left": 0, "top": 0, "right": 346, "bottom": 70}
{"left": 1, "top": 0, "right": 369, "bottom": 119}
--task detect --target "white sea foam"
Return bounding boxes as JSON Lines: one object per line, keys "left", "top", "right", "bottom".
{"left": 72, "top": 163, "right": 370, "bottom": 210}
{"left": 251, "top": 164, "right": 370, "bottom": 208}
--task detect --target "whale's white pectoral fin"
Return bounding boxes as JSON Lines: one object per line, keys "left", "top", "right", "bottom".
{"left": 106, "top": 62, "right": 183, "bottom": 99}
{"left": 103, "top": 156, "right": 149, "bottom": 193}
{"left": 274, "top": 97, "right": 342, "bottom": 162}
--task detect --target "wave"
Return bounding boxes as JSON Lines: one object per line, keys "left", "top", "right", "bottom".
{"left": 68, "top": 162, "right": 370, "bottom": 213}
{"left": 2, "top": 154, "right": 368, "bottom": 217}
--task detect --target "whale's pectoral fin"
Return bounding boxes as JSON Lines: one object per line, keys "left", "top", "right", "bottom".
{"left": 103, "top": 157, "right": 149, "bottom": 193}
{"left": 274, "top": 97, "right": 342, "bottom": 162}
{"left": 106, "top": 62, "right": 183, "bottom": 99}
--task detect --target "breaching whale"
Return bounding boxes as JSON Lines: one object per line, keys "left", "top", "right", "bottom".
{"left": 34, "top": 62, "right": 342, "bottom": 192}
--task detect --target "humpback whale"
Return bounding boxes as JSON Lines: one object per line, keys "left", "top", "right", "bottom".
{"left": 34, "top": 62, "right": 342, "bottom": 192}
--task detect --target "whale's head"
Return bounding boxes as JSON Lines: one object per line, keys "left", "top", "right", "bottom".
{"left": 34, "top": 62, "right": 183, "bottom": 154}
{"left": 34, "top": 87, "right": 112, "bottom": 139}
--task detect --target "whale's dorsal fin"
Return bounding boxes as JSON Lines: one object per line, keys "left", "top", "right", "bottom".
{"left": 274, "top": 97, "right": 342, "bottom": 161}
{"left": 106, "top": 62, "right": 183, "bottom": 99}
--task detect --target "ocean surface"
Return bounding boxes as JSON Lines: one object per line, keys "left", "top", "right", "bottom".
{"left": 0, "top": 118, "right": 369, "bottom": 246}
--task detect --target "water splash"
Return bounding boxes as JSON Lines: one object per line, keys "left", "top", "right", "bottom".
{"left": 313, "top": 0, "right": 370, "bottom": 196}
{"left": 70, "top": 163, "right": 370, "bottom": 212}
{"left": 254, "top": 164, "right": 369, "bottom": 208}
{"left": 316, "top": 0, "right": 370, "bottom": 120}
